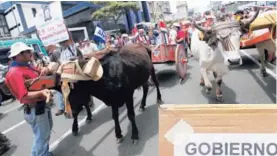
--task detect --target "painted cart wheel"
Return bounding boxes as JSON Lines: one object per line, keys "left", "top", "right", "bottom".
{"left": 175, "top": 44, "right": 187, "bottom": 80}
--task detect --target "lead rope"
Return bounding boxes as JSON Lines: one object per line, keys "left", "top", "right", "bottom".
{"left": 61, "top": 80, "right": 73, "bottom": 118}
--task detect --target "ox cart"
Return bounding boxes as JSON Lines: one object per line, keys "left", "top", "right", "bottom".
{"left": 240, "top": 9, "right": 276, "bottom": 76}
{"left": 151, "top": 37, "right": 188, "bottom": 80}
{"left": 135, "top": 22, "right": 188, "bottom": 80}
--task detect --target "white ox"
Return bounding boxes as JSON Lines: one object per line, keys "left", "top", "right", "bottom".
{"left": 248, "top": 10, "right": 276, "bottom": 77}
{"left": 191, "top": 10, "right": 259, "bottom": 101}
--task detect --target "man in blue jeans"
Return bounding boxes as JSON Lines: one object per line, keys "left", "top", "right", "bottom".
{"left": 5, "top": 42, "right": 54, "bottom": 156}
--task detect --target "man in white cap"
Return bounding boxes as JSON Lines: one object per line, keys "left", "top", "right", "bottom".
{"left": 78, "top": 38, "right": 99, "bottom": 56}
{"left": 136, "top": 29, "right": 150, "bottom": 44}
{"left": 5, "top": 42, "right": 54, "bottom": 156}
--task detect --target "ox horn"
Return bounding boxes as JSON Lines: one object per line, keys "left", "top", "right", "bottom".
{"left": 243, "top": 8, "right": 260, "bottom": 26}
{"left": 193, "top": 21, "right": 209, "bottom": 32}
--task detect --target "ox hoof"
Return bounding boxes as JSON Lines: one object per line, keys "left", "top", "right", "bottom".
{"left": 132, "top": 139, "right": 139, "bottom": 145}
{"left": 139, "top": 107, "right": 145, "bottom": 112}
{"left": 216, "top": 95, "right": 224, "bottom": 102}
{"left": 64, "top": 113, "right": 72, "bottom": 119}
{"left": 205, "top": 87, "right": 212, "bottom": 94}
{"left": 86, "top": 118, "right": 92, "bottom": 124}
{"left": 261, "top": 71, "right": 268, "bottom": 77}
{"left": 116, "top": 137, "right": 124, "bottom": 144}
{"left": 72, "top": 131, "right": 78, "bottom": 136}
{"left": 157, "top": 99, "right": 163, "bottom": 105}
{"left": 199, "top": 82, "right": 205, "bottom": 86}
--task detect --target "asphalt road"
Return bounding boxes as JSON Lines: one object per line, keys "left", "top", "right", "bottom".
{"left": 0, "top": 48, "right": 275, "bottom": 156}
{"left": 154, "top": 48, "right": 276, "bottom": 104}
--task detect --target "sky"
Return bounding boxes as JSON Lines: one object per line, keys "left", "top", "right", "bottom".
{"left": 170, "top": 0, "right": 211, "bottom": 13}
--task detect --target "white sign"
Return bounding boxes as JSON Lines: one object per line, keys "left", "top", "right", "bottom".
{"left": 35, "top": 1, "right": 69, "bottom": 46}
{"left": 174, "top": 133, "right": 277, "bottom": 156}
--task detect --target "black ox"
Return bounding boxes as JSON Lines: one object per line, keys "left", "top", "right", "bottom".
{"left": 53, "top": 43, "right": 163, "bottom": 144}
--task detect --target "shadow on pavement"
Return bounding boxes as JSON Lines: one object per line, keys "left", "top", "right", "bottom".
{"left": 156, "top": 69, "right": 180, "bottom": 89}
{"left": 2, "top": 145, "right": 17, "bottom": 156}
{"left": 234, "top": 56, "right": 276, "bottom": 103}
{"left": 248, "top": 69, "right": 276, "bottom": 103}
{"left": 201, "top": 81, "right": 239, "bottom": 104}
{"left": 117, "top": 104, "right": 158, "bottom": 156}
{"left": 51, "top": 87, "right": 157, "bottom": 156}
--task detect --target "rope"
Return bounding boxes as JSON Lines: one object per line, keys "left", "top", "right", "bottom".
{"left": 213, "top": 21, "right": 240, "bottom": 32}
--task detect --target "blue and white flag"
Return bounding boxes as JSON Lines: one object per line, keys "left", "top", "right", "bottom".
{"left": 93, "top": 26, "right": 106, "bottom": 43}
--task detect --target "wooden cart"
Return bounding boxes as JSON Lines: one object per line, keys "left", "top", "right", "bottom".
{"left": 151, "top": 33, "right": 188, "bottom": 80}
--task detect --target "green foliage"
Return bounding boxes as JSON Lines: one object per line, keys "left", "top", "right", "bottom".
{"left": 91, "top": 1, "right": 139, "bottom": 21}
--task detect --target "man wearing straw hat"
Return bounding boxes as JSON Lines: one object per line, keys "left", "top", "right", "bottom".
{"left": 5, "top": 42, "right": 54, "bottom": 156}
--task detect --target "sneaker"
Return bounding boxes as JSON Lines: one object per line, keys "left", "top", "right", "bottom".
{"left": 55, "top": 110, "right": 64, "bottom": 116}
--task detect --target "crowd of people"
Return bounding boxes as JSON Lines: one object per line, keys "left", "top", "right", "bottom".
{"left": 0, "top": 4, "right": 275, "bottom": 156}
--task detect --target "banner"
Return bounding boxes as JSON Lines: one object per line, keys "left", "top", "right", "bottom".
{"left": 174, "top": 133, "right": 277, "bottom": 156}
{"left": 35, "top": 1, "right": 69, "bottom": 46}
{"left": 94, "top": 26, "right": 106, "bottom": 43}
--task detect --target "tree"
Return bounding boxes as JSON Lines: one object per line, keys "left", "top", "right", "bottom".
{"left": 91, "top": 2, "right": 140, "bottom": 33}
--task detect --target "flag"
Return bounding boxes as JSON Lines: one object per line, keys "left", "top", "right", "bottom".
{"left": 93, "top": 25, "right": 106, "bottom": 44}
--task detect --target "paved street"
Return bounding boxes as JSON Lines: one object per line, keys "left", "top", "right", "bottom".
{"left": 155, "top": 48, "right": 276, "bottom": 104}
{"left": 0, "top": 48, "right": 276, "bottom": 156}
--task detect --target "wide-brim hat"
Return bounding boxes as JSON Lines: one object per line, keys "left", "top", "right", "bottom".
{"left": 9, "top": 42, "right": 34, "bottom": 58}
{"left": 122, "top": 34, "right": 128, "bottom": 38}
{"left": 172, "top": 23, "right": 180, "bottom": 28}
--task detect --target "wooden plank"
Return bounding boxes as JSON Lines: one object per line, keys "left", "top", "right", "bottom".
{"left": 159, "top": 104, "right": 277, "bottom": 156}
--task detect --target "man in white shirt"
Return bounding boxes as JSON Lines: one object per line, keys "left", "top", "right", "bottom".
{"left": 79, "top": 39, "right": 99, "bottom": 55}
{"left": 169, "top": 25, "right": 177, "bottom": 45}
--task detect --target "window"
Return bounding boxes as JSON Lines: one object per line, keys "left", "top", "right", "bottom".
{"left": 3, "top": 27, "right": 8, "bottom": 34}
{"left": 0, "top": 28, "right": 4, "bottom": 36}
{"left": 32, "top": 8, "right": 37, "bottom": 17}
{"left": 32, "top": 44, "right": 41, "bottom": 53}
{"left": 0, "top": 15, "right": 5, "bottom": 26}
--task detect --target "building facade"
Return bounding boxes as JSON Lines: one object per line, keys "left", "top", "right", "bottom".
{"left": 147, "top": 1, "right": 172, "bottom": 22}
{"left": 0, "top": 9, "right": 10, "bottom": 37}
{"left": 0, "top": 1, "right": 151, "bottom": 39}
{"left": 175, "top": 1, "right": 188, "bottom": 20}
{"left": 1, "top": 1, "right": 51, "bottom": 37}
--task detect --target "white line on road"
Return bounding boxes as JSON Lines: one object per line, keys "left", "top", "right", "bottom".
{"left": 2, "top": 120, "right": 26, "bottom": 134}
{"left": 240, "top": 50, "right": 276, "bottom": 79}
{"left": 1, "top": 103, "right": 106, "bottom": 136}
{"left": 49, "top": 103, "right": 106, "bottom": 151}
{"left": 3, "top": 104, "right": 23, "bottom": 114}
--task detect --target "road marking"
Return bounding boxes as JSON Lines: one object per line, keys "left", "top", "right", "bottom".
{"left": 1, "top": 103, "right": 106, "bottom": 135}
{"left": 2, "top": 120, "right": 26, "bottom": 134}
{"left": 49, "top": 103, "right": 106, "bottom": 151}
{"left": 240, "top": 50, "right": 276, "bottom": 79}
{"left": 3, "top": 104, "right": 22, "bottom": 114}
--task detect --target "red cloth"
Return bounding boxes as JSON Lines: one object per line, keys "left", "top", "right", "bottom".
{"left": 159, "top": 21, "right": 166, "bottom": 28}
{"left": 5, "top": 66, "right": 43, "bottom": 104}
{"left": 132, "top": 27, "right": 138, "bottom": 36}
{"left": 136, "top": 35, "right": 150, "bottom": 44}
{"left": 204, "top": 19, "right": 213, "bottom": 27}
{"left": 176, "top": 30, "right": 185, "bottom": 40}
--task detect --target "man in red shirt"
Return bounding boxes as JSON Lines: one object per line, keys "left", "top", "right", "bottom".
{"left": 5, "top": 42, "right": 53, "bottom": 156}
{"left": 173, "top": 23, "right": 188, "bottom": 62}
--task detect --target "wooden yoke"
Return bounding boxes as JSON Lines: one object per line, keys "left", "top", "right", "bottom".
{"left": 61, "top": 80, "right": 73, "bottom": 118}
